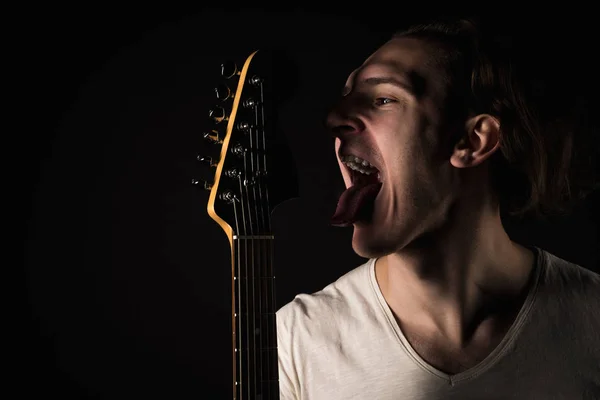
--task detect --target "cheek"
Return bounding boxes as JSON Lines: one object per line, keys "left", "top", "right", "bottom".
{"left": 380, "top": 140, "right": 429, "bottom": 197}
{"left": 336, "top": 156, "right": 352, "bottom": 188}
{"left": 334, "top": 138, "right": 352, "bottom": 187}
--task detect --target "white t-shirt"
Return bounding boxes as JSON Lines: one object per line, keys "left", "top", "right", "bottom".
{"left": 276, "top": 246, "right": 600, "bottom": 399}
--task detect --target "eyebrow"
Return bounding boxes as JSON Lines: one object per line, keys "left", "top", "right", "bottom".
{"left": 362, "top": 76, "right": 414, "bottom": 95}
{"left": 343, "top": 75, "right": 416, "bottom": 98}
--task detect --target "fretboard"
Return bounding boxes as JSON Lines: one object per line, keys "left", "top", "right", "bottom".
{"left": 232, "top": 236, "right": 279, "bottom": 400}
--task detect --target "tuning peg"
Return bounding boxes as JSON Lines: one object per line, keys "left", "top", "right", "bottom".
{"left": 196, "top": 155, "right": 217, "bottom": 167}
{"left": 203, "top": 130, "right": 223, "bottom": 144}
{"left": 191, "top": 178, "right": 212, "bottom": 190}
{"left": 248, "top": 75, "right": 262, "bottom": 86}
{"left": 236, "top": 121, "right": 250, "bottom": 132}
{"left": 219, "top": 190, "right": 238, "bottom": 203}
{"left": 230, "top": 143, "right": 246, "bottom": 157}
{"left": 208, "top": 105, "right": 226, "bottom": 123}
{"left": 214, "top": 84, "right": 231, "bottom": 101}
{"left": 242, "top": 98, "right": 257, "bottom": 108}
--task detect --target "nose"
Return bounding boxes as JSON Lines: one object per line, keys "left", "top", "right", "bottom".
{"left": 324, "top": 99, "right": 363, "bottom": 139}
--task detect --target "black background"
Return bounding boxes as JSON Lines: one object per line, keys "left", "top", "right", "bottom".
{"left": 22, "top": 6, "right": 599, "bottom": 399}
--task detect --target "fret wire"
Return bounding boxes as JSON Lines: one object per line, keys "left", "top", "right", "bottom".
{"left": 236, "top": 312, "right": 276, "bottom": 315}
{"left": 234, "top": 235, "right": 274, "bottom": 239}
{"left": 236, "top": 277, "right": 275, "bottom": 280}
{"left": 236, "top": 346, "right": 278, "bottom": 352}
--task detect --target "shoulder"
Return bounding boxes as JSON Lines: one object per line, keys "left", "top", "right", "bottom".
{"left": 531, "top": 247, "right": 600, "bottom": 374}
{"left": 276, "top": 258, "right": 375, "bottom": 337}
{"left": 538, "top": 247, "right": 600, "bottom": 296}
{"left": 535, "top": 247, "right": 600, "bottom": 327}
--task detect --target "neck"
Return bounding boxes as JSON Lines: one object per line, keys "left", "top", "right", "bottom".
{"left": 375, "top": 202, "right": 535, "bottom": 347}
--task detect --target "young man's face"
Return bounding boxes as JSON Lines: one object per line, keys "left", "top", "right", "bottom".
{"left": 326, "top": 37, "right": 464, "bottom": 258}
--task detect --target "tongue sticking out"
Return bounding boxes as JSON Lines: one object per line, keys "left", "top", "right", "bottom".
{"left": 331, "top": 172, "right": 382, "bottom": 227}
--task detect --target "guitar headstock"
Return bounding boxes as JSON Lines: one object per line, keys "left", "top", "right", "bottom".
{"left": 194, "top": 50, "right": 299, "bottom": 247}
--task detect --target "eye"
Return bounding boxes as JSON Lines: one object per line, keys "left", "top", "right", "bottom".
{"left": 374, "top": 97, "right": 395, "bottom": 106}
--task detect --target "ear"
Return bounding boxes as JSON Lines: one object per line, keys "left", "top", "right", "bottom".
{"left": 450, "top": 114, "right": 501, "bottom": 168}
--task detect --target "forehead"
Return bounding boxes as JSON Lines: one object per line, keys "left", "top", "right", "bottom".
{"left": 346, "top": 37, "right": 442, "bottom": 96}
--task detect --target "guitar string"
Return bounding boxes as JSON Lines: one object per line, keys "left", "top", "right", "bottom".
{"left": 234, "top": 74, "right": 277, "bottom": 399}
{"left": 258, "top": 79, "right": 275, "bottom": 399}
{"left": 233, "top": 201, "right": 242, "bottom": 399}
{"left": 247, "top": 102, "right": 261, "bottom": 398}
{"left": 237, "top": 172, "right": 249, "bottom": 400}
{"left": 257, "top": 91, "right": 268, "bottom": 399}
{"left": 246, "top": 147, "right": 258, "bottom": 400}
{"left": 251, "top": 98, "right": 266, "bottom": 398}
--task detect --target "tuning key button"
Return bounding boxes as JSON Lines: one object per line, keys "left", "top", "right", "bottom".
{"left": 224, "top": 168, "right": 241, "bottom": 178}
{"left": 196, "top": 155, "right": 217, "bottom": 167}
{"left": 219, "top": 190, "right": 238, "bottom": 203}
{"left": 215, "top": 84, "right": 231, "bottom": 101}
{"left": 203, "top": 131, "right": 223, "bottom": 144}
{"left": 221, "top": 61, "right": 238, "bottom": 79}
{"left": 208, "top": 106, "right": 226, "bottom": 123}
{"left": 191, "top": 178, "right": 213, "bottom": 190}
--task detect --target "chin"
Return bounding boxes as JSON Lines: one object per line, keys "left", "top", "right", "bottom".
{"left": 351, "top": 224, "right": 395, "bottom": 259}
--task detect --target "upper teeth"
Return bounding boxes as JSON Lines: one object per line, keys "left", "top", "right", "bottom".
{"left": 341, "top": 155, "right": 377, "bottom": 175}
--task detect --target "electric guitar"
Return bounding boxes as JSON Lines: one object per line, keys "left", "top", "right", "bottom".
{"left": 193, "top": 49, "right": 299, "bottom": 400}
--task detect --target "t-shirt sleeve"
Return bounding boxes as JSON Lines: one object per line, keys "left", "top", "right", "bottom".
{"left": 277, "top": 303, "right": 300, "bottom": 400}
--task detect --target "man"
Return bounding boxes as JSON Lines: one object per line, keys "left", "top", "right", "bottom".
{"left": 276, "top": 17, "right": 600, "bottom": 399}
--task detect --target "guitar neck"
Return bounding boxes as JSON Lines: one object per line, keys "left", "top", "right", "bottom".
{"left": 197, "top": 48, "right": 297, "bottom": 400}
{"left": 231, "top": 236, "right": 280, "bottom": 400}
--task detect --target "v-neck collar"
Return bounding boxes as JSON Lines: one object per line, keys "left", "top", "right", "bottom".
{"left": 367, "top": 246, "right": 544, "bottom": 385}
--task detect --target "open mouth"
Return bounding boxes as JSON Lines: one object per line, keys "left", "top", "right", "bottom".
{"left": 332, "top": 154, "right": 383, "bottom": 227}
{"left": 340, "top": 154, "right": 382, "bottom": 186}
{"left": 350, "top": 168, "right": 380, "bottom": 188}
